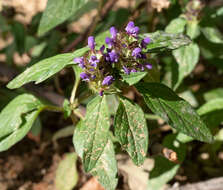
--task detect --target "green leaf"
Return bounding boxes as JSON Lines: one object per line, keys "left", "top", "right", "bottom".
{"left": 30, "top": 117, "right": 42, "bottom": 137}
{"left": 55, "top": 153, "right": 78, "bottom": 190}
{"left": 186, "top": 21, "right": 200, "bottom": 39}
{"left": 91, "top": 139, "right": 118, "bottom": 190}
{"left": 147, "top": 156, "right": 179, "bottom": 190}
{"left": 83, "top": 96, "right": 110, "bottom": 172}
{"left": 201, "top": 27, "right": 223, "bottom": 44}
{"left": 140, "top": 31, "right": 191, "bottom": 53}
{"left": 197, "top": 98, "right": 223, "bottom": 116}
{"left": 53, "top": 125, "right": 74, "bottom": 142}
{"left": 211, "top": 7, "right": 223, "bottom": 18}
{"left": 70, "top": 1, "right": 98, "bottom": 22}
{"left": 73, "top": 120, "right": 86, "bottom": 158}
{"left": 106, "top": 95, "right": 119, "bottom": 115}
{"left": 63, "top": 99, "right": 72, "bottom": 119}
{"left": 38, "top": 0, "right": 90, "bottom": 36}
{"left": 136, "top": 82, "right": 213, "bottom": 143}
{"left": 204, "top": 88, "right": 223, "bottom": 101}
{"left": 179, "top": 90, "right": 198, "bottom": 107}
{"left": 176, "top": 133, "right": 194, "bottom": 143}
{"left": 0, "top": 94, "right": 44, "bottom": 152}
{"left": 11, "top": 22, "right": 26, "bottom": 54}
{"left": 0, "top": 94, "right": 43, "bottom": 139}
{"left": 7, "top": 47, "right": 89, "bottom": 89}
{"left": 121, "top": 72, "right": 147, "bottom": 85}
{"left": 114, "top": 97, "right": 148, "bottom": 165}
{"left": 148, "top": 134, "right": 186, "bottom": 190}
{"left": 197, "top": 99, "right": 223, "bottom": 129}
{"left": 165, "top": 17, "right": 187, "bottom": 34}
{"left": 173, "top": 43, "right": 200, "bottom": 89}
{"left": 73, "top": 122, "right": 118, "bottom": 190}
{"left": 0, "top": 110, "right": 41, "bottom": 152}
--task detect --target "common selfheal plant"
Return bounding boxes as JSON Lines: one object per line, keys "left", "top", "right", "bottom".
{"left": 73, "top": 22, "right": 155, "bottom": 96}
{"left": 2, "top": 20, "right": 214, "bottom": 190}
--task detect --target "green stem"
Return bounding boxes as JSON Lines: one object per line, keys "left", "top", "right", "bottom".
{"left": 43, "top": 105, "right": 64, "bottom": 113}
{"left": 70, "top": 80, "right": 80, "bottom": 104}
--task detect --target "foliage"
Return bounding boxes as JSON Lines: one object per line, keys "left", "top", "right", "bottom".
{"left": 1, "top": 0, "right": 223, "bottom": 190}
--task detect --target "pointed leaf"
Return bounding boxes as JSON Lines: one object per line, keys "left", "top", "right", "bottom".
{"left": 83, "top": 96, "right": 110, "bottom": 172}
{"left": 186, "top": 21, "right": 200, "bottom": 39}
{"left": 136, "top": 82, "right": 213, "bottom": 143}
{"left": 91, "top": 139, "right": 118, "bottom": 190}
{"left": 165, "top": 17, "right": 187, "bottom": 34}
{"left": 114, "top": 97, "right": 148, "bottom": 165}
{"left": 204, "top": 88, "right": 223, "bottom": 101}
{"left": 73, "top": 122, "right": 118, "bottom": 190}
{"left": 55, "top": 153, "right": 78, "bottom": 190}
{"left": 173, "top": 43, "right": 200, "bottom": 89}
{"left": 197, "top": 99, "right": 223, "bottom": 129}
{"left": 0, "top": 109, "right": 41, "bottom": 152}
{"left": 198, "top": 98, "right": 223, "bottom": 116}
{"left": 0, "top": 94, "right": 43, "bottom": 139}
{"left": 121, "top": 72, "right": 147, "bottom": 85}
{"left": 38, "top": 0, "right": 90, "bottom": 36}
{"left": 7, "top": 47, "right": 88, "bottom": 89}
{"left": 140, "top": 31, "right": 191, "bottom": 53}
{"left": 147, "top": 156, "right": 179, "bottom": 190}
{"left": 73, "top": 120, "right": 86, "bottom": 158}
{"left": 202, "top": 27, "right": 223, "bottom": 44}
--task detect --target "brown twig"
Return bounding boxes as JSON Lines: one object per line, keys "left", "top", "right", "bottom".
{"left": 63, "top": 0, "right": 118, "bottom": 53}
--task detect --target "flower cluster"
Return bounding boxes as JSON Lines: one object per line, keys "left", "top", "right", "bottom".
{"left": 74, "top": 21, "right": 152, "bottom": 95}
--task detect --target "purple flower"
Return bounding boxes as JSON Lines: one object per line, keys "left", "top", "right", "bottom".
{"left": 105, "top": 37, "right": 113, "bottom": 48}
{"left": 80, "top": 72, "right": 90, "bottom": 81}
{"left": 145, "top": 63, "right": 152, "bottom": 70}
{"left": 131, "top": 68, "right": 137, "bottom": 73}
{"left": 99, "top": 90, "right": 104, "bottom": 96}
{"left": 89, "top": 55, "right": 99, "bottom": 67}
{"left": 91, "top": 75, "right": 96, "bottom": 79}
{"left": 132, "top": 47, "right": 142, "bottom": 58}
{"left": 100, "top": 45, "right": 105, "bottom": 53}
{"left": 137, "top": 64, "right": 145, "bottom": 71}
{"left": 106, "top": 50, "right": 119, "bottom": 63}
{"left": 123, "top": 66, "right": 131, "bottom": 75}
{"left": 141, "top": 37, "right": 151, "bottom": 48}
{"left": 102, "top": 75, "right": 114, "bottom": 86}
{"left": 110, "top": 26, "right": 117, "bottom": 39}
{"left": 88, "top": 36, "right": 96, "bottom": 50}
{"left": 125, "top": 21, "right": 139, "bottom": 37}
{"left": 74, "top": 57, "right": 85, "bottom": 68}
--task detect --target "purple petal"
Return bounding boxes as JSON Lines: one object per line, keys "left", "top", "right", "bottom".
{"left": 105, "top": 37, "right": 113, "bottom": 48}
{"left": 145, "top": 63, "right": 152, "bottom": 70}
{"left": 91, "top": 75, "right": 96, "bottom": 79}
{"left": 102, "top": 75, "right": 114, "bottom": 86}
{"left": 74, "top": 57, "right": 85, "bottom": 68}
{"left": 110, "top": 26, "right": 117, "bottom": 39}
{"left": 125, "top": 21, "right": 135, "bottom": 32}
{"left": 99, "top": 90, "right": 104, "bottom": 96}
{"left": 88, "top": 36, "right": 96, "bottom": 50}
{"left": 100, "top": 45, "right": 105, "bottom": 53}
{"left": 73, "top": 57, "right": 83, "bottom": 64}
{"left": 108, "top": 50, "right": 119, "bottom": 63}
{"left": 125, "top": 21, "right": 139, "bottom": 37}
{"left": 80, "top": 72, "right": 90, "bottom": 81}
{"left": 131, "top": 68, "right": 137, "bottom": 73}
{"left": 132, "top": 47, "right": 142, "bottom": 58}
{"left": 141, "top": 37, "right": 151, "bottom": 48}
{"left": 123, "top": 66, "right": 130, "bottom": 75}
